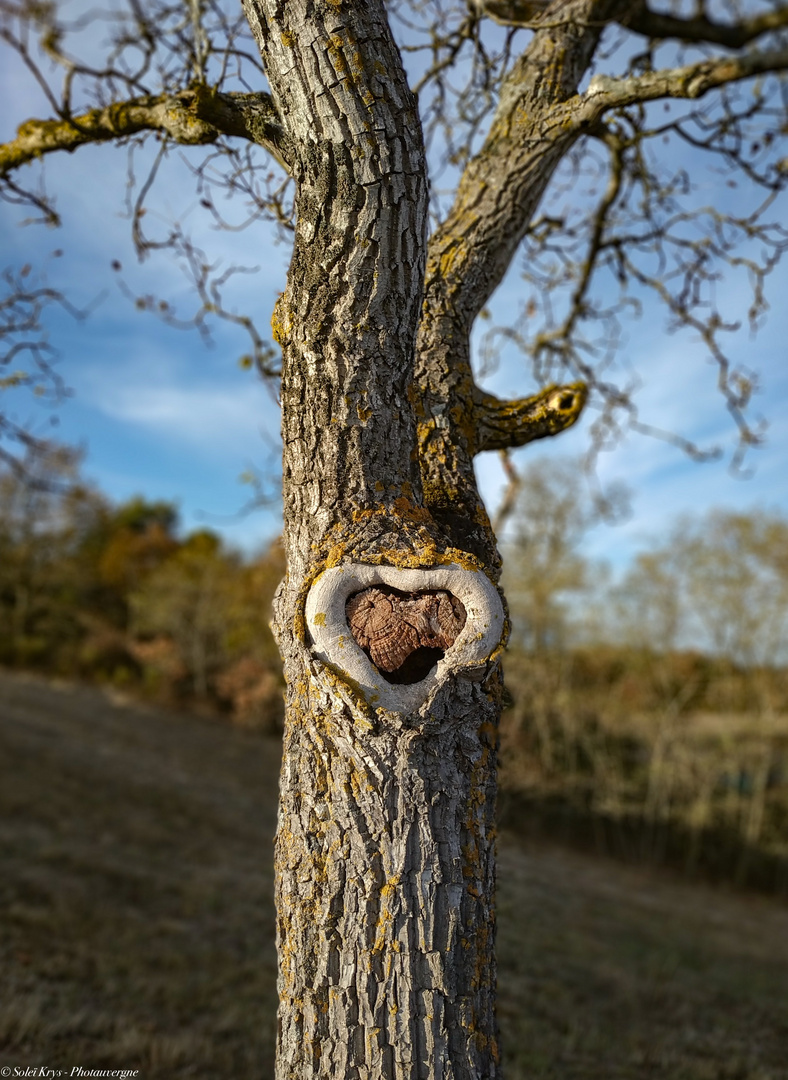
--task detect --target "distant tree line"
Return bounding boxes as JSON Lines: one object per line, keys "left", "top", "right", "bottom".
{"left": 0, "top": 445, "right": 284, "bottom": 730}
{"left": 501, "top": 457, "right": 788, "bottom": 892}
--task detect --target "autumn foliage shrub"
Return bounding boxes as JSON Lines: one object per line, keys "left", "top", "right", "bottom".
{"left": 0, "top": 450, "right": 284, "bottom": 727}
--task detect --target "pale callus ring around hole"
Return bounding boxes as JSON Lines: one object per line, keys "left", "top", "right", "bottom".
{"left": 305, "top": 563, "right": 505, "bottom": 714}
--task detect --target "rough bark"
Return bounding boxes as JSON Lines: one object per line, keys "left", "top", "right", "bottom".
{"left": 274, "top": 603, "right": 503, "bottom": 1080}
{"left": 414, "top": 0, "right": 623, "bottom": 566}
{"left": 238, "top": 3, "right": 508, "bottom": 1077}
{"left": 238, "top": 3, "right": 604, "bottom": 1076}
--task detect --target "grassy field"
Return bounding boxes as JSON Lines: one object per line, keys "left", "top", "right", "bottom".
{"left": 1, "top": 672, "right": 787, "bottom": 1079}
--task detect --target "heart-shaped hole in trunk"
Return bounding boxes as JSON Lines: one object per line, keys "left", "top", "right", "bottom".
{"left": 346, "top": 586, "right": 467, "bottom": 685}
{"left": 306, "top": 562, "right": 504, "bottom": 714}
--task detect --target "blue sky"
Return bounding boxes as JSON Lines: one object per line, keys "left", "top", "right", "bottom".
{"left": 474, "top": 231, "right": 788, "bottom": 566}
{"left": 2, "top": 10, "right": 787, "bottom": 569}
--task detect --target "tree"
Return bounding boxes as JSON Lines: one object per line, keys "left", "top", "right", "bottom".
{"left": 129, "top": 527, "right": 284, "bottom": 712}
{"left": 130, "top": 528, "right": 233, "bottom": 696}
{"left": 0, "top": 442, "right": 108, "bottom": 666}
{"left": 2, "top": 0, "right": 788, "bottom": 1075}
{"left": 618, "top": 508, "right": 788, "bottom": 671}
{"left": 95, "top": 496, "right": 181, "bottom": 626}
{"left": 503, "top": 455, "right": 627, "bottom": 652}
{"left": 673, "top": 509, "right": 788, "bottom": 670}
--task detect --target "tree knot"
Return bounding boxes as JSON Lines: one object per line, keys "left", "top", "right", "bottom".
{"left": 346, "top": 586, "right": 467, "bottom": 684}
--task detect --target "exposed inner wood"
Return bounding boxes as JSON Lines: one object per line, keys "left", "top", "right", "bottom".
{"left": 346, "top": 586, "right": 467, "bottom": 685}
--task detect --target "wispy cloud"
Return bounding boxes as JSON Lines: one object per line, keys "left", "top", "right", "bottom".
{"left": 76, "top": 342, "right": 280, "bottom": 459}
{"left": 100, "top": 382, "right": 276, "bottom": 447}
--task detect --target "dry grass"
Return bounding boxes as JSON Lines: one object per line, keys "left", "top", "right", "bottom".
{"left": 0, "top": 673, "right": 279, "bottom": 1077}
{"left": 498, "top": 843, "right": 788, "bottom": 1078}
{"left": 1, "top": 672, "right": 787, "bottom": 1078}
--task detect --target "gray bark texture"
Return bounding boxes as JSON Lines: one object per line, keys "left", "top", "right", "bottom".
{"left": 237, "top": 1, "right": 601, "bottom": 1076}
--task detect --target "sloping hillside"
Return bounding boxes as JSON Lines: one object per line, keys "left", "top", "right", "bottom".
{"left": 1, "top": 673, "right": 786, "bottom": 1079}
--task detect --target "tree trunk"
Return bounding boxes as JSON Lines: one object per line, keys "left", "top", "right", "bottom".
{"left": 274, "top": 630, "right": 503, "bottom": 1078}
{"left": 237, "top": 1, "right": 602, "bottom": 1075}
{"left": 239, "top": 3, "right": 504, "bottom": 1076}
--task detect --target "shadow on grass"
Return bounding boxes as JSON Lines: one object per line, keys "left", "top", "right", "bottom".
{"left": 499, "top": 787, "right": 788, "bottom": 897}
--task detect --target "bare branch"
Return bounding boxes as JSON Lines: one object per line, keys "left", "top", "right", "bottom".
{"left": 622, "top": 1, "right": 788, "bottom": 48}
{"left": 0, "top": 86, "right": 291, "bottom": 180}
{"left": 583, "top": 46, "right": 788, "bottom": 118}
{"left": 490, "top": 449, "right": 522, "bottom": 536}
{"left": 0, "top": 260, "right": 88, "bottom": 481}
{"left": 114, "top": 227, "right": 280, "bottom": 382}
